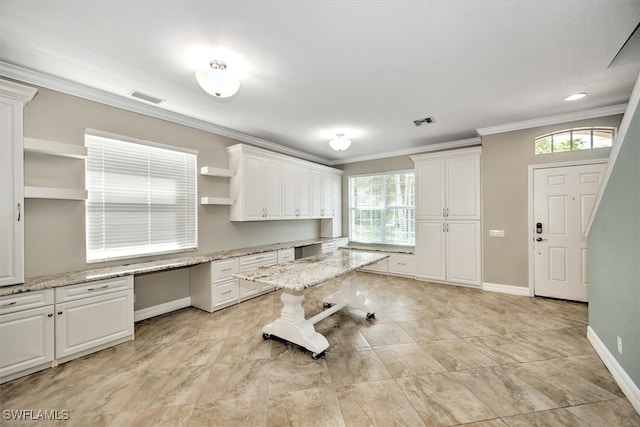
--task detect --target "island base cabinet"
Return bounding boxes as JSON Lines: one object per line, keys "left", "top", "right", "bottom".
{"left": 0, "top": 306, "right": 54, "bottom": 383}
{"left": 55, "top": 290, "right": 134, "bottom": 363}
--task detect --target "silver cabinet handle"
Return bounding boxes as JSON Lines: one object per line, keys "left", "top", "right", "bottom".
{"left": 221, "top": 268, "right": 232, "bottom": 272}
{"left": 57, "top": 311, "right": 63, "bottom": 315}
{"left": 397, "top": 262, "right": 406, "bottom": 266}
{"left": 221, "top": 290, "right": 232, "bottom": 295}
{"left": 48, "top": 313, "right": 53, "bottom": 317}
{"left": 87, "top": 285, "right": 109, "bottom": 291}
{"left": 443, "top": 208, "right": 446, "bottom": 218}
{"left": 17, "top": 203, "right": 21, "bottom": 222}
{"left": 1, "top": 301, "right": 17, "bottom": 307}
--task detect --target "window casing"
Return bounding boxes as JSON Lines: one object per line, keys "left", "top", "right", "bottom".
{"left": 534, "top": 127, "right": 615, "bottom": 155}
{"left": 349, "top": 171, "right": 415, "bottom": 245}
{"left": 85, "top": 130, "right": 197, "bottom": 262}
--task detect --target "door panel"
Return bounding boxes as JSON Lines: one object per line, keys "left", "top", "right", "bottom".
{"left": 416, "top": 221, "right": 445, "bottom": 280}
{"left": 446, "top": 221, "right": 481, "bottom": 285}
{"left": 415, "top": 161, "right": 444, "bottom": 220}
{"left": 533, "top": 163, "right": 606, "bottom": 301}
{"left": 446, "top": 156, "right": 480, "bottom": 220}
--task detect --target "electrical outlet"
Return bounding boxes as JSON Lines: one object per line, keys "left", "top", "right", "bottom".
{"left": 617, "top": 336, "right": 623, "bottom": 354}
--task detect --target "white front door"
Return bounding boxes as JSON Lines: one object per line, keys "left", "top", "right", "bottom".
{"left": 533, "top": 163, "right": 606, "bottom": 301}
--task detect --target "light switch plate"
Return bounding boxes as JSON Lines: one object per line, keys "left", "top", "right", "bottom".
{"left": 489, "top": 229, "right": 506, "bottom": 238}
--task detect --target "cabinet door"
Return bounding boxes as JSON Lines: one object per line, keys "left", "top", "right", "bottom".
{"left": 243, "top": 154, "right": 267, "bottom": 220}
{"left": 282, "top": 162, "right": 299, "bottom": 218}
{"left": 415, "top": 160, "right": 445, "bottom": 220}
{"left": 297, "top": 166, "right": 311, "bottom": 218}
{"left": 416, "top": 221, "right": 446, "bottom": 281}
{"left": 264, "top": 157, "right": 282, "bottom": 219}
{"left": 310, "top": 170, "right": 325, "bottom": 217}
{"left": 0, "top": 306, "right": 54, "bottom": 379}
{"left": 0, "top": 97, "right": 25, "bottom": 286}
{"left": 446, "top": 221, "right": 481, "bottom": 286}
{"left": 446, "top": 156, "right": 480, "bottom": 220}
{"left": 55, "top": 290, "right": 133, "bottom": 360}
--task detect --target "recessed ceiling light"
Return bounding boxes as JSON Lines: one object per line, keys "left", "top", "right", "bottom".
{"left": 564, "top": 93, "right": 587, "bottom": 101}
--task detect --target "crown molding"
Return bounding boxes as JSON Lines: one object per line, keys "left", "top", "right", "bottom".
{"left": 329, "top": 137, "right": 481, "bottom": 165}
{"left": 0, "top": 78, "right": 38, "bottom": 102}
{"left": 0, "top": 61, "right": 331, "bottom": 165}
{"left": 476, "top": 104, "right": 628, "bottom": 136}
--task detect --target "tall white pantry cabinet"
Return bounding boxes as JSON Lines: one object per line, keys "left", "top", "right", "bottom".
{"left": 0, "top": 80, "right": 37, "bottom": 287}
{"left": 411, "top": 147, "right": 482, "bottom": 287}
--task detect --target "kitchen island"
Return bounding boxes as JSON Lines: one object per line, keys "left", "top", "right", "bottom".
{"left": 234, "top": 249, "right": 389, "bottom": 358}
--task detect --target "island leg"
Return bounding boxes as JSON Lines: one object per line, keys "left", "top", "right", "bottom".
{"left": 322, "top": 272, "right": 376, "bottom": 319}
{"left": 262, "top": 288, "right": 329, "bottom": 358}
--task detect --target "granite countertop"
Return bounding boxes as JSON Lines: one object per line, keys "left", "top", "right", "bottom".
{"left": 234, "top": 249, "right": 389, "bottom": 291}
{"left": 0, "top": 237, "right": 348, "bottom": 297}
{"left": 342, "top": 243, "right": 415, "bottom": 254}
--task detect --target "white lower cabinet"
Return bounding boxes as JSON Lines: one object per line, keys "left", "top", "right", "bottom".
{"left": 239, "top": 251, "right": 277, "bottom": 299}
{"left": 388, "top": 254, "right": 416, "bottom": 277}
{"left": 360, "top": 257, "right": 389, "bottom": 274}
{"left": 54, "top": 277, "right": 134, "bottom": 363}
{"left": 191, "top": 258, "right": 240, "bottom": 313}
{"left": 0, "top": 289, "right": 54, "bottom": 383}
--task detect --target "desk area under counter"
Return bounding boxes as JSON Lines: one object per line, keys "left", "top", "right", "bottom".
{"left": 0, "top": 237, "right": 348, "bottom": 383}
{"left": 343, "top": 243, "right": 416, "bottom": 278}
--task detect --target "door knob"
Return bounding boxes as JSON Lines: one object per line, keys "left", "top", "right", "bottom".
{"left": 535, "top": 237, "right": 548, "bottom": 242}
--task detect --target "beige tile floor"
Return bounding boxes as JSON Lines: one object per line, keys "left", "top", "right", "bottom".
{"left": 2, "top": 273, "right": 639, "bottom": 426}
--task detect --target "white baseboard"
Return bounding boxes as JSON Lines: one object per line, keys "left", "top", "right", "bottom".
{"left": 587, "top": 325, "right": 640, "bottom": 414}
{"left": 134, "top": 296, "right": 192, "bottom": 322}
{"left": 482, "top": 282, "right": 531, "bottom": 296}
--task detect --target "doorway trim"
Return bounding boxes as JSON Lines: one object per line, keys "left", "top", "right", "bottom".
{"left": 527, "top": 158, "right": 608, "bottom": 298}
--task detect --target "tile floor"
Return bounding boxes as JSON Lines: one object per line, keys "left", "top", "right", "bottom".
{"left": 1, "top": 273, "right": 639, "bottom": 426}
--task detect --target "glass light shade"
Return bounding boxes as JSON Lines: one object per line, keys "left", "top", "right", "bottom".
{"left": 564, "top": 93, "right": 586, "bottom": 101}
{"left": 329, "top": 135, "right": 352, "bottom": 151}
{"left": 195, "top": 65, "right": 240, "bottom": 98}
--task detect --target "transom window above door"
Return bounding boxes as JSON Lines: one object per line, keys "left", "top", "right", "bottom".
{"left": 534, "top": 127, "right": 615, "bottom": 155}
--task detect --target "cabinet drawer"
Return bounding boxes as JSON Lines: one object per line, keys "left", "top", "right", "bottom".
{"left": 239, "top": 251, "right": 277, "bottom": 271}
{"left": 277, "top": 248, "right": 295, "bottom": 263}
{"left": 0, "top": 289, "right": 54, "bottom": 315}
{"left": 361, "top": 258, "right": 388, "bottom": 274}
{"left": 321, "top": 241, "right": 337, "bottom": 253}
{"left": 55, "top": 276, "right": 133, "bottom": 303}
{"left": 211, "top": 259, "right": 239, "bottom": 281}
{"left": 239, "top": 279, "right": 260, "bottom": 299}
{"left": 214, "top": 280, "right": 239, "bottom": 307}
{"left": 388, "top": 254, "right": 416, "bottom": 275}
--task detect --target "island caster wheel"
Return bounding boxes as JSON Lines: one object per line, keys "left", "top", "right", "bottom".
{"left": 323, "top": 302, "right": 333, "bottom": 309}
{"left": 366, "top": 312, "right": 375, "bottom": 320}
{"left": 262, "top": 333, "right": 271, "bottom": 340}
{"left": 311, "top": 351, "right": 324, "bottom": 360}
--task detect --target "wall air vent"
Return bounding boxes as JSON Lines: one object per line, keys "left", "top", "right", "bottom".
{"left": 129, "top": 90, "right": 165, "bottom": 105}
{"left": 413, "top": 117, "right": 434, "bottom": 126}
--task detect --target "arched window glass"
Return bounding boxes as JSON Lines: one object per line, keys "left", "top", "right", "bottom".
{"left": 534, "top": 127, "right": 615, "bottom": 155}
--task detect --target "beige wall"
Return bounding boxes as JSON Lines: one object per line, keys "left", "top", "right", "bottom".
{"left": 20, "top": 84, "right": 320, "bottom": 308}
{"left": 481, "top": 114, "right": 621, "bottom": 287}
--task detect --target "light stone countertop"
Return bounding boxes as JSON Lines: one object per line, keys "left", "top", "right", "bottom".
{"left": 0, "top": 237, "right": 348, "bottom": 297}
{"left": 234, "top": 249, "right": 389, "bottom": 291}
{"left": 342, "top": 243, "right": 415, "bottom": 254}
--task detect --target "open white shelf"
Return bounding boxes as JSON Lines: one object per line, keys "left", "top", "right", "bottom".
{"left": 200, "top": 166, "right": 233, "bottom": 177}
{"left": 24, "top": 186, "right": 88, "bottom": 200}
{"left": 24, "top": 138, "right": 87, "bottom": 159}
{"left": 200, "top": 197, "right": 234, "bottom": 205}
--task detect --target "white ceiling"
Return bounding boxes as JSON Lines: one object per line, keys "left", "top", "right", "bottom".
{"left": 1, "top": 1, "right": 639, "bottom": 164}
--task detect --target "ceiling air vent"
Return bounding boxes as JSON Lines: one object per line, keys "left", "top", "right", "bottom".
{"left": 129, "top": 90, "right": 165, "bottom": 105}
{"left": 413, "top": 117, "right": 434, "bottom": 127}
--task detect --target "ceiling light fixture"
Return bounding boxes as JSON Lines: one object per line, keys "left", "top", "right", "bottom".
{"left": 564, "top": 93, "right": 587, "bottom": 101}
{"left": 195, "top": 60, "right": 240, "bottom": 98}
{"left": 329, "top": 134, "right": 352, "bottom": 151}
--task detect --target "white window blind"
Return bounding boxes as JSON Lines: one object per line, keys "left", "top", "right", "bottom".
{"left": 349, "top": 171, "right": 415, "bottom": 245}
{"left": 85, "top": 131, "right": 197, "bottom": 262}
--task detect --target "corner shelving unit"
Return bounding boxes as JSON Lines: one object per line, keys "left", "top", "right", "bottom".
{"left": 200, "top": 165, "right": 234, "bottom": 205}
{"left": 23, "top": 138, "right": 88, "bottom": 201}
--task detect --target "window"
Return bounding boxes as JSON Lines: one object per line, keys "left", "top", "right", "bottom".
{"left": 534, "top": 127, "right": 615, "bottom": 155}
{"left": 349, "top": 171, "right": 415, "bottom": 245}
{"left": 85, "top": 130, "right": 197, "bottom": 262}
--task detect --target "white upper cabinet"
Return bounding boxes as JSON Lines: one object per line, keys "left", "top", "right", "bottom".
{"left": 228, "top": 146, "right": 282, "bottom": 221}
{"left": 414, "top": 149, "right": 480, "bottom": 221}
{"left": 228, "top": 144, "right": 341, "bottom": 222}
{"left": 0, "top": 81, "right": 37, "bottom": 287}
{"left": 320, "top": 173, "right": 342, "bottom": 237}
{"left": 283, "top": 161, "right": 310, "bottom": 219}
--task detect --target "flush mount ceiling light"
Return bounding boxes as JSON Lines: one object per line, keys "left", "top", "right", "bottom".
{"left": 329, "top": 134, "right": 352, "bottom": 151}
{"left": 195, "top": 60, "right": 240, "bottom": 98}
{"left": 564, "top": 93, "right": 587, "bottom": 101}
